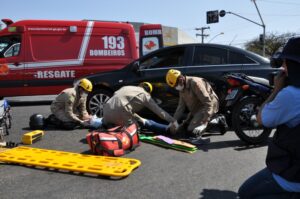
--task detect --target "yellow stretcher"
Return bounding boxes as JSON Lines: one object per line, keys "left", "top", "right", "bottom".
{"left": 0, "top": 146, "right": 141, "bottom": 177}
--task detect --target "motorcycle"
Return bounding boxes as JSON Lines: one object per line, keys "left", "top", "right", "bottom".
{"left": 0, "top": 99, "right": 12, "bottom": 142}
{"left": 223, "top": 73, "right": 273, "bottom": 144}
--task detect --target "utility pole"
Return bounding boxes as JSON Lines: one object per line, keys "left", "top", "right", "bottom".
{"left": 195, "top": 27, "right": 210, "bottom": 43}
{"left": 252, "top": 0, "right": 266, "bottom": 56}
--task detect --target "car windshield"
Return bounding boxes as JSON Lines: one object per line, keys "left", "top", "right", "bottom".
{"left": 0, "top": 35, "right": 21, "bottom": 58}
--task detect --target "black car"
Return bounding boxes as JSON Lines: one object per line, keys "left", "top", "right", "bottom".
{"left": 85, "top": 43, "right": 278, "bottom": 117}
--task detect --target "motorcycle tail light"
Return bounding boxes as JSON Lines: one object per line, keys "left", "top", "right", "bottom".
{"left": 227, "top": 78, "right": 241, "bottom": 86}
{"left": 242, "top": 85, "right": 250, "bottom": 90}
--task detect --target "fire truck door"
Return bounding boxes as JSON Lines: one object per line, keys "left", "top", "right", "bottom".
{"left": 1, "top": 41, "right": 26, "bottom": 96}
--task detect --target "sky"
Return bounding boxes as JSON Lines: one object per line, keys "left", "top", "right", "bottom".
{"left": 1, "top": 0, "right": 300, "bottom": 48}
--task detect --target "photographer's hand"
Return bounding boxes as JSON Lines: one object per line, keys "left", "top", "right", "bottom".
{"left": 257, "top": 71, "right": 287, "bottom": 126}
{"left": 274, "top": 71, "right": 287, "bottom": 92}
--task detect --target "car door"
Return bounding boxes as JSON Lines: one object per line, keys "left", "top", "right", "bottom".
{"left": 136, "top": 46, "right": 189, "bottom": 114}
{"left": 187, "top": 45, "right": 244, "bottom": 78}
{"left": 186, "top": 45, "right": 245, "bottom": 103}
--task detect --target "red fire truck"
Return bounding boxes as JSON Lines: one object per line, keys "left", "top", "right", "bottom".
{"left": 0, "top": 19, "right": 163, "bottom": 98}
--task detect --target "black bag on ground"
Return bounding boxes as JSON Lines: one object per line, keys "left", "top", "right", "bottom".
{"left": 44, "top": 114, "right": 81, "bottom": 130}
{"left": 60, "top": 121, "right": 81, "bottom": 130}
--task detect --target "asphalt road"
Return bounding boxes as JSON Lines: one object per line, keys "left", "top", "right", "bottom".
{"left": 0, "top": 98, "right": 270, "bottom": 199}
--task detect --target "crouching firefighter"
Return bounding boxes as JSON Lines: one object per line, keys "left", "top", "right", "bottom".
{"left": 102, "top": 82, "right": 177, "bottom": 134}
{"left": 166, "top": 69, "right": 219, "bottom": 144}
{"left": 49, "top": 78, "right": 93, "bottom": 130}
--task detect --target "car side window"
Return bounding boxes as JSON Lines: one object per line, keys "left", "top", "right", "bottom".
{"left": 0, "top": 35, "right": 21, "bottom": 58}
{"left": 4, "top": 43, "right": 21, "bottom": 57}
{"left": 140, "top": 47, "right": 185, "bottom": 69}
{"left": 229, "top": 50, "right": 256, "bottom": 64}
{"left": 192, "top": 46, "right": 227, "bottom": 65}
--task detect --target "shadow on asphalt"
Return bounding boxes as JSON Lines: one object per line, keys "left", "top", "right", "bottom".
{"left": 196, "top": 138, "right": 269, "bottom": 152}
{"left": 21, "top": 127, "right": 77, "bottom": 132}
{"left": 79, "top": 138, "right": 88, "bottom": 144}
{"left": 233, "top": 141, "right": 269, "bottom": 151}
{"left": 199, "top": 188, "right": 237, "bottom": 199}
{"left": 9, "top": 101, "right": 52, "bottom": 107}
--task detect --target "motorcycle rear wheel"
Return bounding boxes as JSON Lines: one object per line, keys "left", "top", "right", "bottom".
{"left": 232, "top": 97, "right": 272, "bottom": 144}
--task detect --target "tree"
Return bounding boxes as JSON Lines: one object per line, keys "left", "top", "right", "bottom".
{"left": 245, "top": 32, "right": 296, "bottom": 57}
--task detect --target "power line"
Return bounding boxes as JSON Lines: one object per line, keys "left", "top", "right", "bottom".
{"left": 262, "top": 14, "right": 300, "bottom": 17}
{"left": 258, "top": 0, "right": 300, "bottom": 6}
{"left": 230, "top": 13, "right": 300, "bottom": 17}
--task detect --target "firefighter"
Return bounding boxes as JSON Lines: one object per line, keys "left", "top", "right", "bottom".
{"left": 166, "top": 69, "right": 219, "bottom": 144}
{"left": 102, "top": 82, "right": 176, "bottom": 133}
{"left": 50, "top": 78, "right": 93, "bottom": 129}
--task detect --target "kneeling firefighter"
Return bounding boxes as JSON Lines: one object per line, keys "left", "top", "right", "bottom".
{"left": 166, "top": 69, "right": 219, "bottom": 144}
{"left": 50, "top": 78, "right": 93, "bottom": 130}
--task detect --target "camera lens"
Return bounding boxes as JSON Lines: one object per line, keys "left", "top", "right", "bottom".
{"left": 270, "top": 57, "right": 283, "bottom": 68}
{"left": 268, "top": 71, "right": 279, "bottom": 86}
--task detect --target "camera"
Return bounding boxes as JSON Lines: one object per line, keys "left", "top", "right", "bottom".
{"left": 270, "top": 51, "right": 283, "bottom": 68}
{"left": 270, "top": 57, "right": 283, "bottom": 68}
{"left": 268, "top": 70, "right": 286, "bottom": 87}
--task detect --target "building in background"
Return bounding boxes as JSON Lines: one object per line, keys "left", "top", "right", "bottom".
{"left": 130, "top": 22, "right": 197, "bottom": 47}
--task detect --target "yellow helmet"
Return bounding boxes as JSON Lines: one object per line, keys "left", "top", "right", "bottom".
{"left": 78, "top": 78, "right": 93, "bottom": 92}
{"left": 139, "top": 82, "right": 153, "bottom": 93}
{"left": 166, "top": 69, "right": 181, "bottom": 87}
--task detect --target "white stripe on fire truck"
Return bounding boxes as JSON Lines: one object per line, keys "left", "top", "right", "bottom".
{"left": 8, "top": 21, "right": 94, "bottom": 70}
{"left": 78, "top": 21, "right": 93, "bottom": 61}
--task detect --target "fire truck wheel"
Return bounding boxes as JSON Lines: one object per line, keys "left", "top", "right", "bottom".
{"left": 87, "top": 89, "right": 113, "bottom": 117}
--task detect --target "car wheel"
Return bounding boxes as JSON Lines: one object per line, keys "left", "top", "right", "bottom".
{"left": 87, "top": 89, "right": 113, "bottom": 117}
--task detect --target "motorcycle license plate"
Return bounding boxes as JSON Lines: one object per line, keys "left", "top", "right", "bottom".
{"left": 225, "top": 89, "right": 239, "bottom": 100}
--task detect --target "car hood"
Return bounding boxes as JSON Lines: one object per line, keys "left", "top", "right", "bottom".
{"left": 84, "top": 67, "right": 132, "bottom": 87}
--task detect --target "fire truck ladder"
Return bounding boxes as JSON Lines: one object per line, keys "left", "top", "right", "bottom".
{"left": 0, "top": 146, "right": 141, "bottom": 177}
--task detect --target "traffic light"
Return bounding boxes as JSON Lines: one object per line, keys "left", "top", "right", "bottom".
{"left": 219, "top": 10, "right": 226, "bottom": 17}
{"left": 259, "top": 34, "right": 264, "bottom": 45}
{"left": 207, "top": 10, "right": 219, "bottom": 24}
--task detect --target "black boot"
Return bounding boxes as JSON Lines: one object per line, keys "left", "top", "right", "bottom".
{"left": 218, "top": 115, "right": 228, "bottom": 135}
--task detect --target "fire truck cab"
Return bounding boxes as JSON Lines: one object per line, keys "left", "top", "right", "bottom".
{"left": 0, "top": 19, "right": 139, "bottom": 98}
